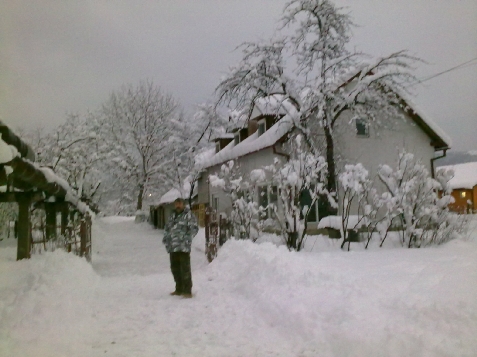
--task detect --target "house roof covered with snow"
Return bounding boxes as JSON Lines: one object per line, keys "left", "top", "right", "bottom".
{"left": 438, "top": 162, "right": 477, "bottom": 189}
{"left": 397, "top": 90, "right": 452, "bottom": 150}
{"left": 198, "top": 90, "right": 451, "bottom": 170}
{"left": 157, "top": 179, "right": 199, "bottom": 205}
{"left": 198, "top": 114, "right": 295, "bottom": 170}
{"left": 251, "top": 94, "right": 289, "bottom": 118}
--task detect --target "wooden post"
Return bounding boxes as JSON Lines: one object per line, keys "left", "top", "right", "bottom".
{"left": 60, "top": 203, "right": 69, "bottom": 236}
{"left": 17, "top": 194, "right": 31, "bottom": 260}
{"left": 79, "top": 213, "right": 92, "bottom": 262}
{"left": 45, "top": 202, "right": 57, "bottom": 241}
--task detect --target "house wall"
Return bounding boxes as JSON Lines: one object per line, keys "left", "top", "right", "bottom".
{"left": 474, "top": 186, "right": 477, "bottom": 212}
{"left": 449, "top": 188, "right": 475, "bottom": 213}
{"left": 197, "top": 109, "right": 440, "bottom": 231}
{"left": 335, "top": 110, "right": 435, "bottom": 177}
{"left": 204, "top": 146, "right": 282, "bottom": 214}
{"left": 197, "top": 173, "right": 209, "bottom": 204}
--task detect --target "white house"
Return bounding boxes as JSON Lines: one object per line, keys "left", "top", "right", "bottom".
{"left": 194, "top": 94, "right": 451, "bottom": 233}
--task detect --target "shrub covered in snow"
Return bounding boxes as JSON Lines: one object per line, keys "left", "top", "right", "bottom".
{"left": 376, "top": 152, "right": 467, "bottom": 247}
{"left": 333, "top": 153, "right": 470, "bottom": 250}
{"left": 209, "top": 160, "right": 265, "bottom": 241}
{"left": 265, "top": 135, "right": 333, "bottom": 251}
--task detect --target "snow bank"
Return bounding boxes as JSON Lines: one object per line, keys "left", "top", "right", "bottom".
{"left": 205, "top": 239, "right": 477, "bottom": 356}
{"left": 0, "top": 249, "right": 100, "bottom": 356}
{"left": 318, "top": 215, "right": 367, "bottom": 230}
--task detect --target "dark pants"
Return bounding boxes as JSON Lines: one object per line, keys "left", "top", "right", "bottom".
{"left": 169, "top": 252, "right": 192, "bottom": 294}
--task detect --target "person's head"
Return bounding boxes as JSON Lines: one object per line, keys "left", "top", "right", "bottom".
{"left": 174, "top": 198, "right": 185, "bottom": 213}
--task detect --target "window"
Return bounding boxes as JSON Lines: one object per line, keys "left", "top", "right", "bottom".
{"left": 234, "top": 133, "right": 240, "bottom": 145}
{"left": 269, "top": 186, "right": 278, "bottom": 205}
{"left": 212, "top": 195, "right": 219, "bottom": 211}
{"left": 461, "top": 191, "right": 467, "bottom": 198}
{"left": 215, "top": 141, "right": 220, "bottom": 153}
{"left": 258, "top": 119, "right": 266, "bottom": 137}
{"left": 356, "top": 119, "right": 369, "bottom": 137}
{"left": 257, "top": 185, "right": 278, "bottom": 219}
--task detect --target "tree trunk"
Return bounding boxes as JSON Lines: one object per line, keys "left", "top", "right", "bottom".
{"left": 324, "top": 126, "right": 338, "bottom": 217}
{"left": 136, "top": 183, "right": 144, "bottom": 211}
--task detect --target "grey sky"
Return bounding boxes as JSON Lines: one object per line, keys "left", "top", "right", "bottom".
{"left": 1, "top": 0, "right": 476, "bottom": 150}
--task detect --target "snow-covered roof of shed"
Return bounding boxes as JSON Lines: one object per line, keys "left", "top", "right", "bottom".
{"left": 158, "top": 180, "right": 199, "bottom": 205}
{"left": 158, "top": 188, "right": 184, "bottom": 205}
{"left": 438, "top": 162, "right": 477, "bottom": 189}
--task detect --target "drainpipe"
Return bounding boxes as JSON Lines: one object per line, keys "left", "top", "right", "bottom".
{"left": 431, "top": 147, "right": 448, "bottom": 179}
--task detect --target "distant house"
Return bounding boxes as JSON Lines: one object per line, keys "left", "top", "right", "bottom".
{"left": 438, "top": 162, "right": 477, "bottom": 213}
{"left": 195, "top": 94, "right": 452, "bottom": 233}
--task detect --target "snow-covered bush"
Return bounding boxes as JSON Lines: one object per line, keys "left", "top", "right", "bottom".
{"left": 377, "top": 151, "right": 466, "bottom": 248}
{"left": 265, "top": 135, "right": 332, "bottom": 251}
{"left": 338, "top": 163, "right": 374, "bottom": 250}
{"left": 209, "top": 161, "right": 265, "bottom": 241}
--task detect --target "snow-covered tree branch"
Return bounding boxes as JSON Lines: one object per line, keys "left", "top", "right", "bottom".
{"left": 216, "top": 0, "right": 423, "bottom": 217}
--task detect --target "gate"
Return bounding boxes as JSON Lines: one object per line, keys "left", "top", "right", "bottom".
{"left": 204, "top": 207, "right": 230, "bottom": 262}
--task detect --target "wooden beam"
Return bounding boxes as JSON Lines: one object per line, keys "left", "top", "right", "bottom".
{"left": 17, "top": 194, "right": 31, "bottom": 260}
{"left": 0, "top": 192, "right": 42, "bottom": 203}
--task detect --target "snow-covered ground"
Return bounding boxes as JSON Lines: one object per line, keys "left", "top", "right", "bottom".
{"left": 1, "top": 216, "right": 477, "bottom": 357}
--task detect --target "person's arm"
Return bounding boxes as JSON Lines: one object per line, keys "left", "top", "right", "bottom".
{"left": 189, "top": 212, "right": 199, "bottom": 238}
{"left": 163, "top": 216, "right": 172, "bottom": 245}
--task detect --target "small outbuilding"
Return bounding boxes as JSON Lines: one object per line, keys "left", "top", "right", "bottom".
{"left": 149, "top": 181, "right": 202, "bottom": 229}
{"left": 439, "top": 161, "right": 477, "bottom": 213}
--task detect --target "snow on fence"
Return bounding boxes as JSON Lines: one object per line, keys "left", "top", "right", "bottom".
{"left": 0, "top": 120, "right": 93, "bottom": 261}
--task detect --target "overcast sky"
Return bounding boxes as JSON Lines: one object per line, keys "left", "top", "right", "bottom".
{"left": 1, "top": 0, "right": 476, "bottom": 150}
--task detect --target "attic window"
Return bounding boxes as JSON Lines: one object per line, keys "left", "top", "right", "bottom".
{"left": 258, "top": 119, "right": 266, "bottom": 137}
{"left": 215, "top": 141, "right": 220, "bottom": 153}
{"left": 356, "top": 119, "right": 369, "bottom": 137}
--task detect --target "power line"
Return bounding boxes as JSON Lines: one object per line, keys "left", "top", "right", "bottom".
{"left": 411, "top": 57, "right": 477, "bottom": 86}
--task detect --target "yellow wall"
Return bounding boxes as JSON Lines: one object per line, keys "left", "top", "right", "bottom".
{"left": 450, "top": 189, "right": 474, "bottom": 213}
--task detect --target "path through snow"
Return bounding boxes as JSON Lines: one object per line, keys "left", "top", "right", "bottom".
{"left": 1, "top": 217, "right": 477, "bottom": 356}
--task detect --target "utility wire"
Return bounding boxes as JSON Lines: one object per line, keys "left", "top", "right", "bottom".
{"left": 409, "top": 57, "right": 477, "bottom": 86}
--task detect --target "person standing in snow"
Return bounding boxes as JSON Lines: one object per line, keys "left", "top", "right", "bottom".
{"left": 162, "top": 198, "right": 198, "bottom": 298}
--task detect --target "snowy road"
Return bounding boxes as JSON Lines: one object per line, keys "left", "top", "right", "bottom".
{"left": 1, "top": 216, "right": 477, "bottom": 357}
{"left": 90, "top": 217, "right": 290, "bottom": 356}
